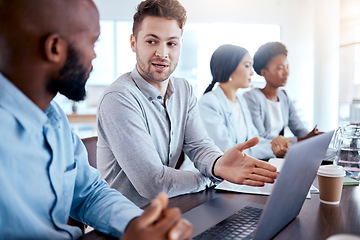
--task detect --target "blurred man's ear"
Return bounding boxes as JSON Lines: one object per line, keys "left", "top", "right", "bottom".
{"left": 130, "top": 34, "right": 136, "bottom": 53}
{"left": 43, "top": 34, "right": 66, "bottom": 63}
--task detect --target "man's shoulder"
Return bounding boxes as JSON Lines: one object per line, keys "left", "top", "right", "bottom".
{"left": 106, "top": 72, "right": 136, "bottom": 93}
{"left": 48, "top": 101, "right": 73, "bottom": 130}
{"left": 0, "top": 107, "right": 14, "bottom": 130}
{"left": 170, "top": 75, "right": 190, "bottom": 89}
{"left": 101, "top": 72, "right": 145, "bottom": 100}
{"left": 98, "top": 72, "right": 147, "bottom": 109}
{"left": 49, "top": 101, "right": 65, "bottom": 117}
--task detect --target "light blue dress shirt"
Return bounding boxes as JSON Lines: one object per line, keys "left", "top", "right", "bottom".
{"left": 0, "top": 73, "right": 142, "bottom": 239}
{"left": 198, "top": 87, "right": 275, "bottom": 160}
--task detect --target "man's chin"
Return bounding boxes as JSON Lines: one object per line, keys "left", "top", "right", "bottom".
{"left": 60, "top": 87, "right": 86, "bottom": 102}
{"left": 152, "top": 70, "right": 173, "bottom": 82}
{"left": 144, "top": 72, "right": 169, "bottom": 83}
{"left": 67, "top": 95, "right": 86, "bottom": 102}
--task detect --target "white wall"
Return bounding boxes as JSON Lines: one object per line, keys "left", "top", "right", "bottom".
{"left": 314, "top": 0, "right": 340, "bottom": 132}
{"left": 93, "top": 0, "right": 340, "bottom": 131}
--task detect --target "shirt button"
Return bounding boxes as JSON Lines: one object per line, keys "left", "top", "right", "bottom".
{"left": 157, "top": 96, "right": 162, "bottom": 99}
{"left": 170, "top": 153, "right": 173, "bottom": 158}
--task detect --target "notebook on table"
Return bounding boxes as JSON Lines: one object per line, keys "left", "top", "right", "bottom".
{"left": 214, "top": 157, "right": 317, "bottom": 197}
{"left": 183, "top": 131, "right": 334, "bottom": 240}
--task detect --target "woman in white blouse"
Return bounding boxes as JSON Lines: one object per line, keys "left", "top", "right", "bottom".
{"left": 243, "top": 42, "right": 321, "bottom": 143}
{"left": 198, "top": 44, "right": 289, "bottom": 159}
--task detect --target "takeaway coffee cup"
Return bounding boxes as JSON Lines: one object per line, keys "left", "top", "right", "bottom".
{"left": 317, "top": 165, "right": 346, "bottom": 205}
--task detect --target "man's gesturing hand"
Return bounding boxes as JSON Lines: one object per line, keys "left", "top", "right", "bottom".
{"left": 213, "top": 137, "right": 278, "bottom": 186}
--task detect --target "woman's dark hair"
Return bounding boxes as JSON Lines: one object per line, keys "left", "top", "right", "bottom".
{"left": 253, "top": 42, "right": 288, "bottom": 76}
{"left": 204, "top": 44, "right": 248, "bottom": 94}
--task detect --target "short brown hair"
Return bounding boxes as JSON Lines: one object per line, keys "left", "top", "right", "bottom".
{"left": 132, "top": 0, "right": 187, "bottom": 36}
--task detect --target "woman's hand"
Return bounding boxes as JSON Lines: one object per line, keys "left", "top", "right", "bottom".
{"left": 271, "top": 136, "right": 291, "bottom": 158}
{"left": 298, "top": 125, "right": 324, "bottom": 142}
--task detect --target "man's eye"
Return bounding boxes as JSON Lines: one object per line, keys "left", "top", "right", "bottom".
{"left": 146, "top": 40, "right": 156, "bottom": 44}
{"left": 168, "top": 42, "right": 177, "bottom": 46}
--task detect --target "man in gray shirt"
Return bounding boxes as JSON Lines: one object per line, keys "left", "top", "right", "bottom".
{"left": 97, "top": 0, "right": 277, "bottom": 207}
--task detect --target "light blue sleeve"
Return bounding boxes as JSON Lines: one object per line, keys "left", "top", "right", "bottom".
{"left": 70, "top": 132, "right": 143, "bottom": 238}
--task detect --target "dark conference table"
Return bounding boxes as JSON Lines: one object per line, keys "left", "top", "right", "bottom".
{"left": 82, "top": 178, "right": 360, "bottom": 240}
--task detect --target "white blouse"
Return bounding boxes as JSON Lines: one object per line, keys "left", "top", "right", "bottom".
{"left": 229, "top": 99, "right": 247, "bottom": 143}
{"left": 266, "top": 99, "right": 284, "bottom": 138}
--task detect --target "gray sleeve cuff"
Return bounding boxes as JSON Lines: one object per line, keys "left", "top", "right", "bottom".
{"left": 208, "top": 155, "right": 224, "bottom": 184}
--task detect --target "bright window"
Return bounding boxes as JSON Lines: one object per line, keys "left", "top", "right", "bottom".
{"left": 55, "top": 20, "right": 280, "bottom": 114}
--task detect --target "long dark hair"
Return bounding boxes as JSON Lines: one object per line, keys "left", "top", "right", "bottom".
{"left": 204, "top": 44, "right": 248, "bottom": 94}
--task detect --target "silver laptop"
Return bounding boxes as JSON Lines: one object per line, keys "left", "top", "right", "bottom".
{"left": 183, "top": 131, "right": 334, "bottom": 240}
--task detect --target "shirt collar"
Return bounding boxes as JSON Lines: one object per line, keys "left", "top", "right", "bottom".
{"left": 0, "top": 73, "right": 60, "bottom": 134}
{"left": 130, "top": 68, "right": 175, "bottom": 102}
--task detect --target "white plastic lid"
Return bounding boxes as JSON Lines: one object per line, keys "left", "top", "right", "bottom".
{"left": 317, "top": 165, "right": 346, "bottom": 177}
{"left": 327, "top": 233, "right": 360, "bottom": 240}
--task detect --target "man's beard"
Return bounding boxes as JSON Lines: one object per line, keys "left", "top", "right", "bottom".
{"left": 48, "top": 45, "right": 89, "bottom": 101}
{"left": 136, "top": 54, "right": 177, "bottom": 83}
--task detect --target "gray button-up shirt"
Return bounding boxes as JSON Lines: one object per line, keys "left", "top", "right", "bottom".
{"left": 97, "top": 69, "right": 223, "bottom": 207}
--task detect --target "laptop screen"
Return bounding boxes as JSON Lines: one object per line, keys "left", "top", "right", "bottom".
{"left": 253, "top": 131, "right": 333, "bottom": 240}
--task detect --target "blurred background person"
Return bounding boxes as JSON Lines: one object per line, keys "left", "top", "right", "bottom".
{"left": 198, "top": 44, "right": 289, "bottom": 159}
{"left": 243, "top": 42, "right": 322, "bottom": 144}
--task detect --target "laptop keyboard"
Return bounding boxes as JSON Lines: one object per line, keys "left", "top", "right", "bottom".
{"left": 193, "top": 206, "right": 262, "bottom": 240}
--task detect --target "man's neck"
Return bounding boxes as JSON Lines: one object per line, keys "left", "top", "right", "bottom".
{"left": 150, "top": 79, "right": 169, "bottom": 99}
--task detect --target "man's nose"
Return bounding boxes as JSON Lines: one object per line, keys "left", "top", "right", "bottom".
{"left": 155, "top": 43, "right": 169, "bottom": 59}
